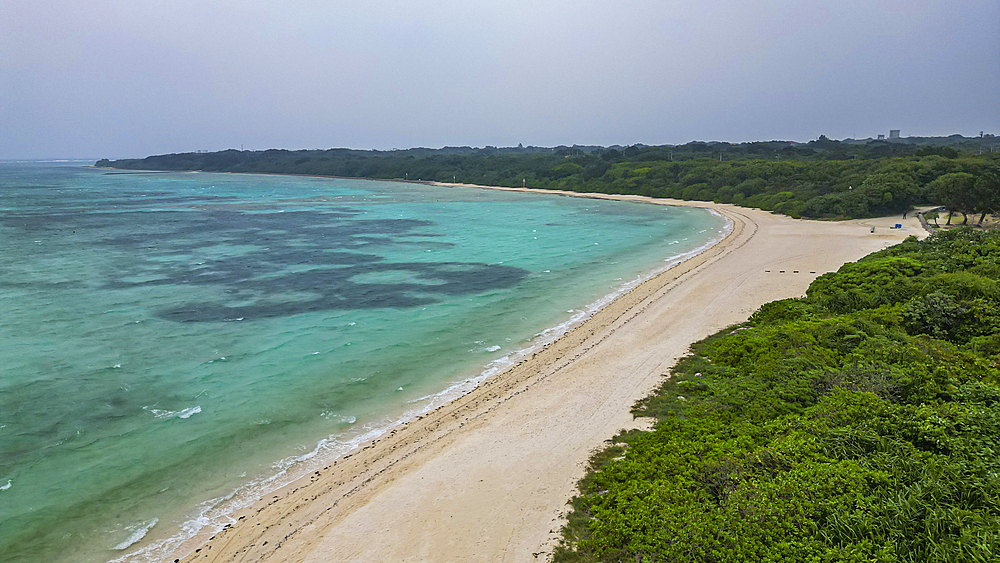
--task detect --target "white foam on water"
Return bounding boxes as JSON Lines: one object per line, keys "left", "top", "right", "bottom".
{"left": 320, "top": 412, "right": 356, "bottom": 424}
{"left": 113, "top": 518, "right": 159, "bottom": 551}
{"left": 114, "top": 210, "right": 733, "bottom": 563}
{"left": 1, "top": 480, "right": 11, "bottom": 491}
{"left": 486, "top": 345, "right": 502, "bottom": 352}
{"left": 144, "top": 406, "right": 202, "bottom": 420}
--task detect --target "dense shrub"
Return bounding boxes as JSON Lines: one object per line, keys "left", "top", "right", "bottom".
{"left": 556, "top": 229, "right": 1000, "bottom": 563}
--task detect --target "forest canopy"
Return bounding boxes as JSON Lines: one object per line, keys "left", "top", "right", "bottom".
{"left": 97, "top": 135, "right": 998, "bottom": 220}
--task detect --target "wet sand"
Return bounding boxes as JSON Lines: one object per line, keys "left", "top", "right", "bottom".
{"left": 176, "top": 191, "right": 926, "bottom": 563}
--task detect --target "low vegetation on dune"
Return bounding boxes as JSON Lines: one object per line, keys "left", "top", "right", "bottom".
{"left": 555, "top": 228, "right": 1000, "bottom": 563}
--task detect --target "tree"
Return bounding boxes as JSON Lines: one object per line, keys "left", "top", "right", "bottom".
{"left": 600, "top": 149, "right": 622, "bottom": 162}
{"left": 929, "top": 172, "right": 976, "bottom": 225}
{"left": 857, "top": 172, "right": 917, "bottom": 216}
{"left": 970, "top": 168, "right": 1000, "bottom": 226}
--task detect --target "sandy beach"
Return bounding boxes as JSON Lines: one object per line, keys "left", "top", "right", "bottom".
{"left": 174, "top": 190, "right": 927, "bottom": 563}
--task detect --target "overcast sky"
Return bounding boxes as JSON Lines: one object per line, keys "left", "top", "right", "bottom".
{"left": 2, "top": 0, "right": 997, "bottom": 159}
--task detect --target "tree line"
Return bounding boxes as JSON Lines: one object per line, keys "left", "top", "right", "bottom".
{"left": 97, "top": 135, "right": 998, "bottom": 221}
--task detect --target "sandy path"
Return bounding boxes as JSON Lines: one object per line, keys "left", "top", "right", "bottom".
{"left": 177, "top": 192, "right": 926, "bottom": 563}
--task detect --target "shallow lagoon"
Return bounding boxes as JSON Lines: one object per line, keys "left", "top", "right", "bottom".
{"left": 0, "top": 162, "right": 725, "bottom": 562}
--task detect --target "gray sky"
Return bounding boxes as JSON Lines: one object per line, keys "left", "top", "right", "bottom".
{"left": 2, "top": 0, "right": 997, "bottom": 159}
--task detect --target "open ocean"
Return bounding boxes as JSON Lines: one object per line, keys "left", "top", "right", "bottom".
{"left": 0, "top": 161, "right": 727, "bottom": 562}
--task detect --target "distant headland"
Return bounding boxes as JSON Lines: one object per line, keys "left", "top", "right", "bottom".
{"left": 98, "top": 134, "right": 997, "bottom": 221}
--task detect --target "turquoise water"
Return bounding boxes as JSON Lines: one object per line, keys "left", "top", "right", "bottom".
{"left": 0, "top": 162, "right": 726, "bottom": 562}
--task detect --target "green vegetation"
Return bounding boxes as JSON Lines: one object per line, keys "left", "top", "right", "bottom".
{"left": 555, "top": 229, "right": 1000, "bottom": 563}
{"left": 97, "top": 135, "right": 998, "bottom": 220}
{"left": 929, "top": 169, "right": 1000, "bottom": 226}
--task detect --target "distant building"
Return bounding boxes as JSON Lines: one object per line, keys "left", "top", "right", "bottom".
{"left": 889, "top": 130, "right": 900, "bottom": 139}
{"left": 878, "top": 134, "right": 886, "bottom": 140}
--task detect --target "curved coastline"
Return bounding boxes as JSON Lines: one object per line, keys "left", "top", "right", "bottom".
{"left": 116, "top": 180, "right": 927, "bottom": 563}
{"left": 152, "top": 197, "right": 739, "bottom": 563}
{"left": 172, "top": 186, "right": 919, "bottom": 561}
{"left": 104, "top": 178, "right": 729, "bottom": 563}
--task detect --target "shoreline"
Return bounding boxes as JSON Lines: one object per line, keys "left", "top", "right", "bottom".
{"left": 92, "top": 173, "right": 927, "bottom": 562}
{"left": 165, "top": 197, "right": 748, "bottom": 563}
{"left": 118, "top": 203, "right": 731, "bottom": 563}
{"left": 172, "top": 189, "right": 925, "bottom": 563}
{"left": 97, "top": 171, "right": 729, "bottom": 563}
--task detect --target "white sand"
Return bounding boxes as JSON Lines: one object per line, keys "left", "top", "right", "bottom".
{"left": 177, "top": 192, "right": 926, "bottom": 563}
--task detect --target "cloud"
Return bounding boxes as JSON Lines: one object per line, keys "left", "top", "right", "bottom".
{"left": 1, "top": 0, "right": 997, "bottom": 158}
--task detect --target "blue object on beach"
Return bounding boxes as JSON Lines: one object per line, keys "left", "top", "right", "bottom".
{"left": 895, "top": 223, "right": 902, "bottom": 229}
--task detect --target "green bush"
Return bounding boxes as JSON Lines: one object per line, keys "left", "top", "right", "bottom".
{"left": 556, "top": 230, "right": 1000, "bottom": 563}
